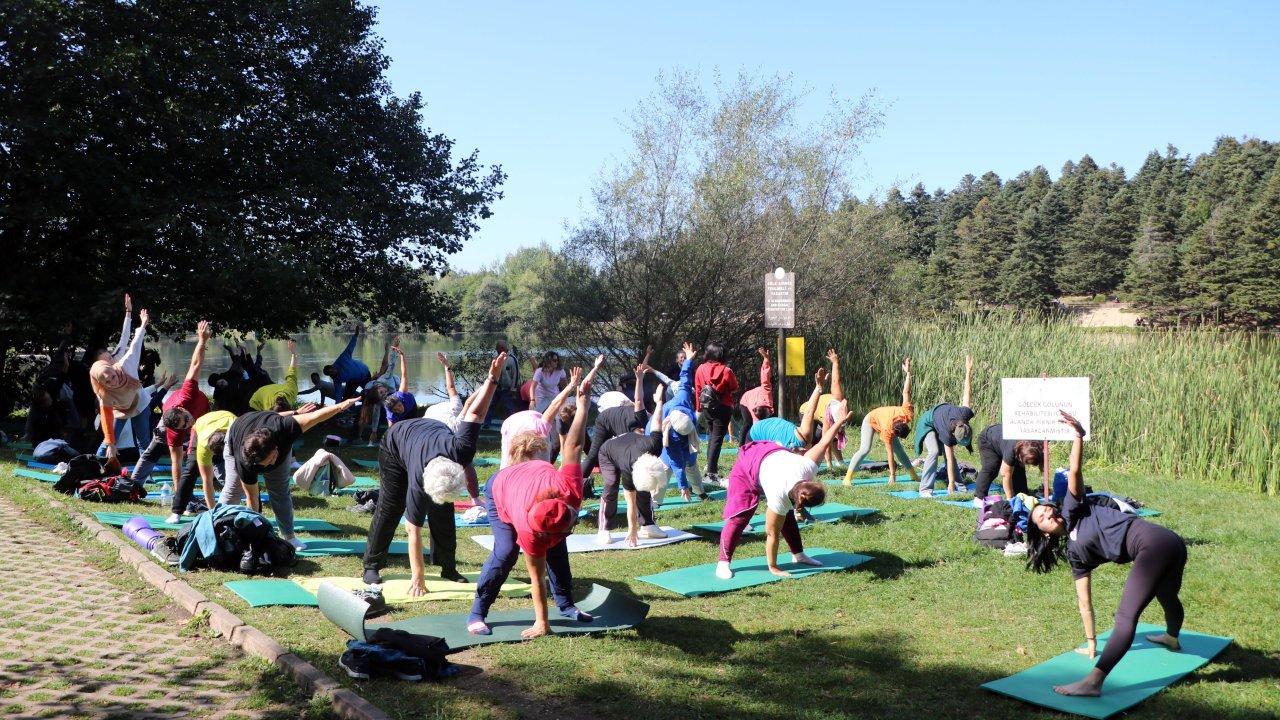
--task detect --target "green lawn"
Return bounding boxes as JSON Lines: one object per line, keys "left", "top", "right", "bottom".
{"left": 3, "top": 435, "right": 1278, "bottom": 720}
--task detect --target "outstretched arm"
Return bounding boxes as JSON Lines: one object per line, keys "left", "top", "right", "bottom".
{"left": 796, "top": 369, "right": 827, "bottom": 445}
{"left": 827, "top": 349, "right": 844, "bottom": 403}
{"left": 434, "top": 351, "right": 454, "bottom": 399}
{"left": 184, "top": 321, "right": 212, "bottom": 383}
{"left": 561, "top": 373, "right": 593, "bottom": 463}
{"left": 805, "top": 402, "right": 851, "bottom": 464}
{"left": 961, "top": 354, "right": 973, "bottom": 408}
{"left": 901, "top": 357, "right": 912, "bottom": 406}
{"left": 294, "top": 397, "right": 359, "bottom": 433}
{"left": 758, "top": 347, "right": 773, "bottom": 398}
{"left": 461, "top": 352, "right": 505, "bottom": 424}
{"left": 1060, "top": 410, "right": 1086, "bottom": 499}
{"left": 111, "top": 293, "right": 133, "bottom": 358}
{"left": 631, "top": 365, "right": 645, "bottom": 414}
{"left": 582, "top": 353, "right": 606, "bottom": 388}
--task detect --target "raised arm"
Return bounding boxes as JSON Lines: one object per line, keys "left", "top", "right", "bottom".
{"left": 805, "top": 402, "right": 851, "bottom": 464}
{"left": 827, "top": 348, "right": 844, "bottom": 402}
{"left": 434, "top": 351, "right": 454, "bottom": 398}
{"left": 582, "top": 353, "right": 606, "bottom": 388}
{"left": 184, "top": 320, "right": 212, "bottom": 383}
{"left": 631, "top": 364, "right": 645, "bottom": 414}
{"left": 796, "top": 368, "right": 827, "bottom": 445}
{"left": 561, "top": 373, "right": 593, "bottom": 463}
{"left": 111, "top": 293, "right": 133, "bottom": 358}
{"left": 758, "top": 347, "right": 773, "bottom": 397}
{"left": 901, "top": 357, "right": 912, "bottom": 406}
{"left": 961, "top": 354, "right": 973, "bottom": 408}
{"left": 544, "top": 366, "right": 581, "bottom": 420}
{"left": 1060, "top": 410, "right": 1086, "bottom": 499}
{"left": 294, "top": 396, "right": 359, "bottom": 433}
{"left": 461, "top": 352, "right": 505, "bottom": 423}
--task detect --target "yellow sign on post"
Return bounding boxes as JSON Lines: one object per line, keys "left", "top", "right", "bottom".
{"left": 785, "top": 336, "right": 806, "bottom": 376}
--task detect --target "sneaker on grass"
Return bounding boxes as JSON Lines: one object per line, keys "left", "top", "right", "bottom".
{"left": 338, "top": 650, "right": 371, "bottom": 680}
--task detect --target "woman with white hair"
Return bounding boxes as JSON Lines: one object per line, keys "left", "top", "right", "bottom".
{"left": 595, "top": 378, "right": 670, "bottom": 546}
{"left": 717, "top": 401, "right": 853, "bottom": 581}
{"left": 360, "top": 352, "right": 505, "bottom": 592}
{"left": 468, "top": 374, "right": 596, "bottom": 639}
{"left": 660, "top": 342, "right": 706, "bottom": 501}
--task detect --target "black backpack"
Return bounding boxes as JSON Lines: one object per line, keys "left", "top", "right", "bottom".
{"left": 698, "top": 383, "right": 722, "bottom": 414}
{"left": 369, "top": 628, "right": 453, "bottom": 680}
{"left": 54, "top": 454, "right": 106, "bottom": 495}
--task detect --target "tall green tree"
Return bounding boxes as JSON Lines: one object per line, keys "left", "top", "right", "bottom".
{"left": 1228, "top": 161, "right": 1280, "bottom": 325}
{"left": 1000, "top": 204, "right": 1058, "bottom": 311}
{"left": 0, "top": 0, "right": 504, "bottom": 400}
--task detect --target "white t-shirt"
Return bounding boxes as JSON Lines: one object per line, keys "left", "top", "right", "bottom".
{"left": 423, "top": 396, "right": 464, "bottom": 430}
{"left": 532, "top": 368, "right": 565, "bottom": 401}
{"left": 758, "top": 452, "right": 818, "bottom": 515}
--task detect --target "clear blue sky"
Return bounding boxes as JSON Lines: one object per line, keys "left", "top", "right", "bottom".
{"left": 372, "top": 1, "right": 1280, "bottom": 272}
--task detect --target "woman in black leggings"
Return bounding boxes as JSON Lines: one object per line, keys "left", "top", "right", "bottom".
{"left": 1025, "top": 411, "right": 1186, "bottom": 697}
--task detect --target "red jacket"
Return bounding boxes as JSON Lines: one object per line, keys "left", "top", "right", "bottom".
{"left": 694, "top": 361, "right": 739, "bottom": 411}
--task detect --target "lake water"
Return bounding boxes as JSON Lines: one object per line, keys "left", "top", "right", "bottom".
{"left": 154, "top": 333, "right": 471, "bottom": 407}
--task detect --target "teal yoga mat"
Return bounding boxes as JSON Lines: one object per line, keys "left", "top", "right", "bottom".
{"left": 824, "top": 474, "right": 911, "bottom": 486}
{"left": 295, "top": 539, "right": 424, "bottom": 558}
{"left": 333, "top": 476, "right": 380, "bottom": 495}
{"left": 982, "top": 624, "right": 1231, "bottom": 719}
{"left": 93, "top": 512, "right": 340, "bottom": 533}
{"left": 352, "top": 458, "right": 379, "bottom": 469}
{"left": 318, "top": 581, "right": 649, "bottom": 648}
{"left": 224, "top": 580, "right": 317, "bottom": 608}
{"left": 635, "top": 547, "right": 872, "bottom": 597}
{"left": 584, "top": 489, "right": 727, "bottom": 514}
{"left": 690, "top": 503, "right": 877, "bottom": 534}
{"left": 352, "top": 456, "right": 497, "bottom": 470}
{"left": 15, "top": 468, "right": 58, "bottom": 483}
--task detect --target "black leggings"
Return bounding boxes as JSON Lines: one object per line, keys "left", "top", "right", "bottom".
{"left": 737, "top": 405, "right": 755, "bottom": 445}
{"left": 974, "top": 433, "right": 1027, "bottom": 498}
{"left": 703, "top": 405, "right": 733, "bottom": 475}
{"left": 1095, "top": 520, "right": 1187, "bottom": 674}
{"left": 362, "top": 446, "right": 458, "bottom": 574}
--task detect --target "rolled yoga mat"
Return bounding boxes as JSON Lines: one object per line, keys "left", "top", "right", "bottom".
{"left": 471, "top": 526, "right": 700, "bottom": 554}
{"left": 635, "top": 547, "right": 873, "bottom": 597}
{"left": 981, "top": 624, "right": 1231, "bottom": 719}
{"left": 93, "top": 512, "right": 340, "bottom": 532}
{"left": 689, "top": 503, "right": 877, "bottom": 534}
{"left": 318, "top": 581, "right": 647, "bottom": 648}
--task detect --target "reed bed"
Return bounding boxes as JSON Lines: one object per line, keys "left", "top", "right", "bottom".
{"left": 793, "top": 314, "right": 1278, "bottom": 494}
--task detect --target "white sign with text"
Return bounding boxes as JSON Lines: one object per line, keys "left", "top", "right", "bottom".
{"left": 1001, "top": 377, "right": 1091, "bottom": 441}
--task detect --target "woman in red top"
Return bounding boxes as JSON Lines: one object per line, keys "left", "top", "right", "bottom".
{"left": 467, "top": 372, "right": 595, "bottom": 639}
{"left": 693, "top": 342, "right": 738, "bottom": 485}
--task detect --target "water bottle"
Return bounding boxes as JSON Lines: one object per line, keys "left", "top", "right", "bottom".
{"left": 159, "top": 482, "right": 172, "bottom": 507}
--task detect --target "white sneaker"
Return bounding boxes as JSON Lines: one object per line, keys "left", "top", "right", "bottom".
{"left": 164, "top": 513, "right": 181, "bottom": 525}
{"left": 595, "top": 529, "right": 613, "bottom": 546}
{"left": 919, "top": 489, "right": 934, "bottom": 498}
{"left": 715, "top": 561, "right": 734, "bottom": 580}
{"left": 285, "top": 536, "right": 307, "bottom": 550}
{"left": 971, "top": 497, "right": 985, "bottom": 508}
{"left": 638, "top": 525, "right": 667, "bottom": 539}
{"left": 792, "top": 552, "right": 823, "bottom": 567}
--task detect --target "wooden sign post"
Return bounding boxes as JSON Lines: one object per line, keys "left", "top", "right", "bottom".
{"left": 764, "top": 267, "right": 795, "bottom": 416}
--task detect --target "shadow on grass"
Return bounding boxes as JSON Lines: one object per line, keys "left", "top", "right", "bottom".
{"left": 1187, "top": 642, "right": 1280, "bottom": 684}
{"left": 858, "top": 550, "right": 940, "bottom": 580}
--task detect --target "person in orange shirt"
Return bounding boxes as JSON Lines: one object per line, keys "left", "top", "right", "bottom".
{"left": 842, "top": 357, "right": 919, "bottom": 487}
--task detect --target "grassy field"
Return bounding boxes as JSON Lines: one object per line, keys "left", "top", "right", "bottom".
{"left": 2, "top": 432, "right": 1279, "bottom": 720}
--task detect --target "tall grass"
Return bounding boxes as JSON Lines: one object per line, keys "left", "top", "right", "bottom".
{"left": 796, "top": 314, "right": 1278, "bottom": 494}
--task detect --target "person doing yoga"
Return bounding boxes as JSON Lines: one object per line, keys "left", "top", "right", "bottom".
{"left": 736, "top": 347, "right": 775, "bottom": 444}
{"left": 842, "top": 357, "right": 920, "bottom": 487}
{"left": 1026, "top": 411, "right": 1187, "bottom": 698}
{"left": 914, "top": 354, "right": 974, "bottom": 496}
{"left": 596, "top": 373, "right": 671, "bottom": 546}
{"left": 661, "top": 342, "right": 706, "bottom": 502}
{"left": 716, "top": 399, "right": 852, "bottom": 581}
{"left": 249, "top": 339, "right": 300, "bottom": 412}
{"left": 467, "top": 370, "right": 596, "bottom": 640}
{"left": 747, "top": 367, "right": 827, "bottom": 450}
{"left": 91, "top": 294, "right": 151, "bottom": 463}
{"left": 132, "top": 320, "right": 213, "bottom": 487}
{"left": 974, "top": 422, "right": 1043, "bottom": 501}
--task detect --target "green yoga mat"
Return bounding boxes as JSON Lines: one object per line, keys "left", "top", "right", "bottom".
{"left": 333, "top": 476, "right": 380, "bottom": 495}
{"left": 825, "top": 474, "right": 911, "bottom": 486}
{"left": 93, "top": 512, "right": 340, "bottom": 533}
{"left": 224, "top": 580, "right": 318, "bottom": 608}
{"left": 584, "top": 489, "right": 727, "bottom": 514}
{"left": 689, "top": 503, "right": 877, "bottom": 534}
{"left": 294, "top": 539, "right": 423, "bottom": 558}
{"left": 635, "top": 547, "right": 873, "bottom": 597}
{"left": 982, "top": 624, "right": 1231, "bottom": 719}
{"left": 318, "top": 581, "right": 649, "bottom": 648}
{"left": 351, "top": 458, "right": 379, "bottom": 469}
{"left": 351, "top": 456, "right": 497, "bottom": 470}
{"left": 15, "top": 468, "right": 58, "bottom": 483}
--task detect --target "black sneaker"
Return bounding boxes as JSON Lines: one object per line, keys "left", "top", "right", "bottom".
{"left": 362, "top": 567, "right": 383, "bottom": 585}
{"left": 387, "top": 655, "right": 424, "bottom": 681}
{"left": 440, "top": 568, "right": 469, "bottom": 583}
{"left": 338, "top": 650, "right": 371, "bottom": 680}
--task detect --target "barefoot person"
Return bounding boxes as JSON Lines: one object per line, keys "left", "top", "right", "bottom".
{"left": 842, "top": 357, "right": 920, "bottom": 487}
{"left": 1027, "top": 411, "right": 1187, "bottom": 698}
{"left": 914, "top": 355, "right": 975, "bottom": 496}
{"left": 716, "top": 401, "right": 852, "bottom": 580}
{"left": 132, "top": 321, "right": 213, "bottom": 487}
{"left": 467, "top": 371, "right": 597, "bottom": 639}
{"left": 220, "top": 397, "right": 360, "bottom": 549}
{"left": 360, "top": 353, "right": 504, "bottom": 589}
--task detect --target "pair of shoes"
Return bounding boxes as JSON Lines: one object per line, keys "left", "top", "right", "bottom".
{"left": 440, "top": 568, "right": 469, "bottom": 584}
{"left": 348, "top": 499, "right": 376, "bottom": 514}
{"left": 351, "top": 588, "right": 387, "bottom": 617}
{"left": 638, "top": 525, "right": 667, "bottom": 539}
{"left": 918, "top": 489, "right": 934, "bottom": 498}
{"left": 283, "top": 535, "right": 307, "bottom": 550}
{"left": 150, "top": 545, "right": 179, "bottom": 566}
{"left": 340, "top": 645, "right": 423, "bottom": 681}
{"left": 595, "top": 529, "right": 613, "bottom": 546}
{"left": 339, "top": 650, "right": 371, "bottom": 679}
{"left": 703, "top": 473, "right": 722, "bottom": 488}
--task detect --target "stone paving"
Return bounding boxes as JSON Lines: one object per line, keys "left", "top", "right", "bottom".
{"left": 0, "top": 494, "right": 295, "bottom": 719}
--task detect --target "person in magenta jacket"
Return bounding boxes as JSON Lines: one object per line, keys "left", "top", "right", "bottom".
{"left": 693, "top": 342, "right": 738, "bottom": 485}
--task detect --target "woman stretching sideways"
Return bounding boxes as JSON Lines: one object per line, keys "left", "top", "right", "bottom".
{"left": 1027, "top": 411, "right": 1187, "bottom": 697}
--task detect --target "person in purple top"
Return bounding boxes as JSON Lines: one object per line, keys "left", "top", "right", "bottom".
{"left": 1026, "top": 411, "right": 1187, "bottom": 698}
{"left": 382, "top": 344, "right": 418, "bottom": 425}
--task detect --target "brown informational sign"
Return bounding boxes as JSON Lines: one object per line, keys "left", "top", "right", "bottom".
{"left": 764, "top": 271, "right": 795, "bottom": 329}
